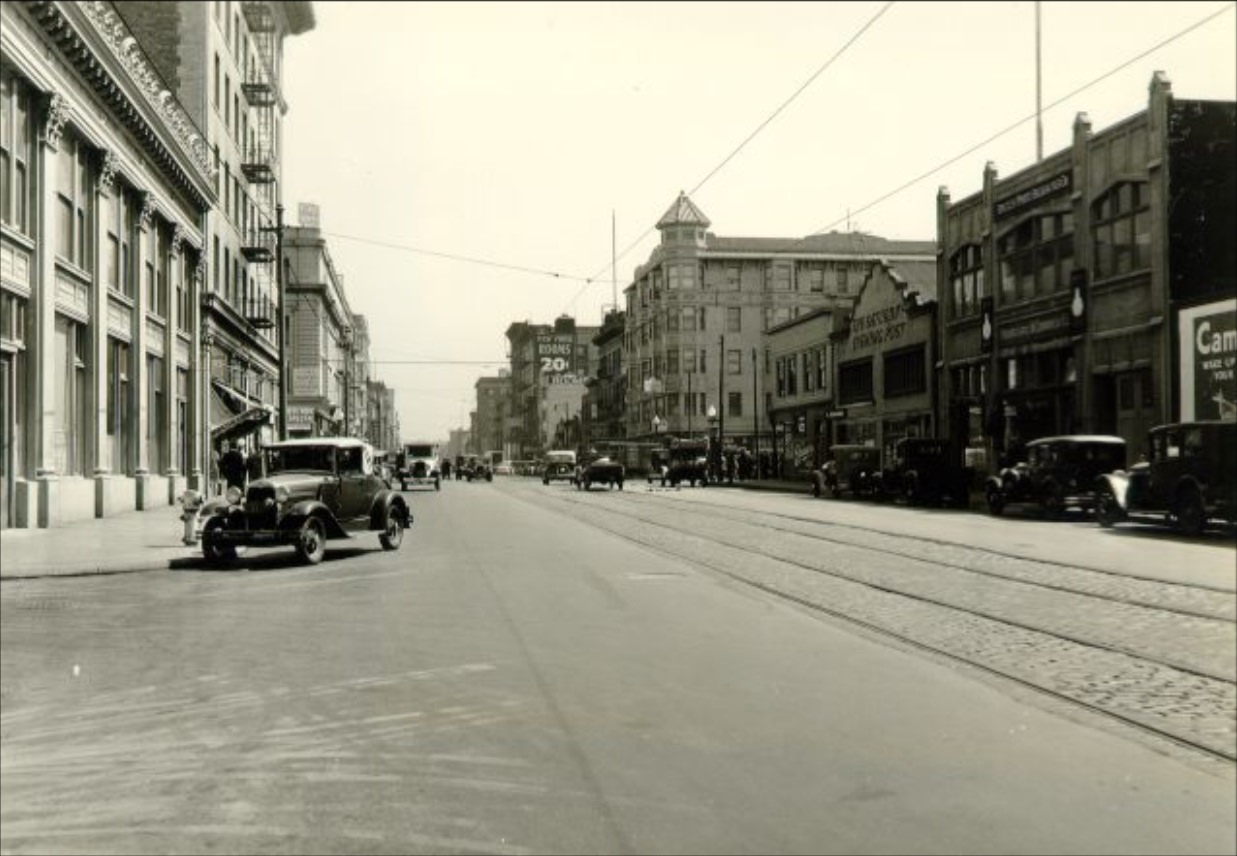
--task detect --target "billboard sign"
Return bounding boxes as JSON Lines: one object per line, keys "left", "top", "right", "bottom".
{"left": 536, "top": 333, "right": 575, "bottom": 377}
{"left": 1179, "top": 298, "right": 1237, "bottom": 422}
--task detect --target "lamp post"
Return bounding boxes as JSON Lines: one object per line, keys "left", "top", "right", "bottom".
{"left": 707, "top": 404, "right": 719, "bottom": 480}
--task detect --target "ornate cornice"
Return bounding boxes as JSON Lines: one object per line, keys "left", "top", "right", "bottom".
{"left": 74, "top": 1, "right": 215, "bottom": 182}
{"left": 44, "top": 91, "right": 70, "bottom": 148}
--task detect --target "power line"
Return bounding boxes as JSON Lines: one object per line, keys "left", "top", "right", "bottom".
{"left": 319, "top": 230, "right": 596, "bottom": 283}
{"left": 563, "top": 1, "right": 897, "bottom": 314}
{"left": 803, "top": 1, "right": 1236, "bottom": 238}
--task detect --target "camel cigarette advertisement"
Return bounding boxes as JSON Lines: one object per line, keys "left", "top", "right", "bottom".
{"left": 1179, "top": 298, "right": 1237, "bottom": 422}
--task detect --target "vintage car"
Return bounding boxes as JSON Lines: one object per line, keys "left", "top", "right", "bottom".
{"left": 198, "top": 438, "right": 411, "bottom": 566}
{"left": 662, "top": 438, "right": 711, "bottom": 487}
{"left": 985, "top": 434, "right": 1127, "bottom": 518}
{"left": 881, "top": 437, "right": 972, "bottom": 508}
{"left": 466, "top": 460, "right": 493, "bottom": 482}
{"left": 576, "top": 455, "right": 625, "bottom": 490}
{"left": 396, "top": 441, "right": 441, "bottom": 491}
{"left": 542, "top": 450, "right": 578, "bottom": 485}
{"left": 1096, "top": 421, "right": 1236, "bottom": 536}
{"left": 812, "top": 444, "right": 882, "bottom": 499}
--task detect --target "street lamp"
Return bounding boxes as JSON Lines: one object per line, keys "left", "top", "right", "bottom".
{"left": 651, "top": 414, "right": 664, "bottom": 438}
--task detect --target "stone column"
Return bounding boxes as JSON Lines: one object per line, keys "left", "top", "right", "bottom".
{"left": 93, "top": 150, "right": 118, "bottom": 517}
{"left": 32, "top": 92, "right": 70, "bottom": 528}
{"left": 133, "top": 192, "right": 152, "bottom": 508}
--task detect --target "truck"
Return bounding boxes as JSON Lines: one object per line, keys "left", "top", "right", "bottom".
{"left": 396, "top": 441, "right": 441, "bottom": 491}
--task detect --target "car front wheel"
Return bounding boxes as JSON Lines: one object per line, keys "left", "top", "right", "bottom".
{"left": 201, "top": 517, "right": 237, "bottom": 566}
{"left": 295, "top": 516, "right": 327, "bottom": 565}
{"left": 379, "top": 506, "right": 404, "bottom": 550}
{"left": 1095, "top": 485, "right": 1122, "bottom": 528}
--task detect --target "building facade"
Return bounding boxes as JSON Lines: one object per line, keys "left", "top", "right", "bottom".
{"left": 582, "top": 309, "right": 625, "bottom": 451}
{"left": 504, "top": 315, "right": 599, "bottom": 459}
{"left": 283, "top": 223, "right": 353, "bottom": 437}
{"left": 623, "top": 191, "right": 936, "bottom": 454}
{"left": 765, "top": 307, "right": 836, "bottom": 478}
{"left": 937, "top": 72, "right": 1236, "bottom": 469}
{"left": 114, "top": 0, "right": 314, "bottom": 462}
{"left": 2, "top": 0, "right": 214, "bottom": 528}
{"left": 472, "top": 372, "right": 509, "bottom": 459}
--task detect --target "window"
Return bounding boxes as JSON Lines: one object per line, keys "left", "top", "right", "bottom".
{"left": 667, "top": 263, "right": 696, "bottom": 290}
{"left": 727, "top": 349, "right": 742, "bottom": 375}
{"left": 213, "top": 236, "right": 220, "bottom": 292}
{"left": 175, "top": 251, "right": 190, "bottom": 332}
{"left": 680, "top": 306, "right": 697, "bottom": 332}
{"left": 998, "top": 211, "right": 1074, "bottom": 302}
{"left": 0, "top": 68, "right": 33, "bottom": 234}
{"left": 803, "top": 352, "right": 814, "bottom": 393}
{"left": 949, "top": 244, "right": 984, "bottom": 319}
{"left": 144, "top": 224, "right": 159, "bottom": 316}
{"left": 884, "top": 345, "right": 926, "bottom": 398}
{"left": 682, "top": 347, "right": 697, "bottom": 374}
{"left": 723, "top": 264, "right": 741, "bottom": 292}
{"left": 786, "top": 355, "right": 798, "bottom": 396}
{"left": 836, "top": 266, "right": 849, "bottom": 293}
{"left": 768, "top": 264, "right": 792, "bottom": 292}
{"left": 838, "top": 359, "right": 874, "bottom": 405}
{"left": 1092, "top": 182, "right": 1150, "bottom": 279}
{"left": 805, "top": 266, "right": 824, "bottom": 293}
{"left": 816, "top": 348, "right": 828, "bottom": 391}
{"left": 213, "top": 54, "right": 220, "bottom": 107}
{"left": 55, "top": 134, "right": 93, "bottom": 269}
{"left": 53, "top": 317, "right": 88, "bottom": 475}
{"left": 147, "top": 354, "right": 165, "bottom": 473}
{"left": 666, "top": 348, "right": 679, "bottom": 375}
{"left": 224, "top": 75, "right": 231, "bottom": 129}
{"left": 726, "top": 306, "right": 742, "bottom": 333}
{"left": 728, "top": 391, "right": 743, "bottom": 418}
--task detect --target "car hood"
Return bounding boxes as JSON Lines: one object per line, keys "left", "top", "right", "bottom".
{"left": 250, "top": 472, "right": 328, "bottom": 498}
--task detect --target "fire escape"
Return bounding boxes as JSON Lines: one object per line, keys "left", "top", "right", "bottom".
{"left": 240, "top": 2, "right": 279, "bottom": 332}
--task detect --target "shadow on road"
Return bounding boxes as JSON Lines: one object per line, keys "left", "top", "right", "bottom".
{"left": 171, "top": 546, "right": 381, "bottom": 574}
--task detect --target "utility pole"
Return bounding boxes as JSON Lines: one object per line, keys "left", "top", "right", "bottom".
{"left": 264, "top": 203, "right": 288, "bottom": 440}
{"left": 752, "top": 347, "right": 758, "bottom": 463}
{"left": 687, "top": 369, "right": 693, "bottom": 436}
{"left": 1035, "top": 1, "right": 1043, "bottom": 162}
{"left": 718, "top": 333, "right": 725, "bottom": 472}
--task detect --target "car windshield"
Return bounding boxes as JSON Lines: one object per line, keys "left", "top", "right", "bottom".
{"left": 266, "top": 446, "right": 336, "bottom": 474}
{"left": 546, "top": 452, "right": 575, "bottom": 464}
{"left": 404, "top": 445, "right": 435, "bottom": 458}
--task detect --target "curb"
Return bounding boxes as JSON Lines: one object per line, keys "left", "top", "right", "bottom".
{"left": 1, "top": 555, "right": 193, "bottom": 581}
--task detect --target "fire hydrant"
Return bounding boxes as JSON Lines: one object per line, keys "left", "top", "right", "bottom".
{"left": 178, "top": 489, "right": 203, "bottom": 545}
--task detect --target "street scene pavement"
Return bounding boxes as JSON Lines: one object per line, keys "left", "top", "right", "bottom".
{"left": 2, "top": 477, "right": 1234, "bottom": 855}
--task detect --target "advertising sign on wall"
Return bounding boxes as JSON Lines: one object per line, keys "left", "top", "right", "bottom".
{"left": 536, "top": 333, "right": 575, "bottom": 377}
{"left": 1179, "top": 298, "right": 1237, "bottom": 422}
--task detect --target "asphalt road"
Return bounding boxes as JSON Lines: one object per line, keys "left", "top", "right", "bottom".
{"left": 1, "top": 478, "right": 1234, "bottom": 855}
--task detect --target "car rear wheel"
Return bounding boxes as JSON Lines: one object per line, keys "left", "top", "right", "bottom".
{"left": 986, "top": 489, "right": 1005, "bottom": 516}
{"left": 1176, "top": 489, "right": 1207, "bottom": 537}
{"left": 295, "top": 516, "right": 327, "bottom": 565}
{"left": 379, "top": 506, "right": 404, "bottom": 550}
{"left": 201, "top": 517, "right": 237, "bottom": 566}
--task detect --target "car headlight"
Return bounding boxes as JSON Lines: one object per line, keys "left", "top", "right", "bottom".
{"left": 225, "top": 486, "right": 243, "bottom": 505}
{"left": 275, "top": 485, "right": 290, "bottom": 504}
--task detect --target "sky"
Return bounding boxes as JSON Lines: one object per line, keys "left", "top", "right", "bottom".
{"left": 279, "top": 1, "right": 1236, "bottom": 443}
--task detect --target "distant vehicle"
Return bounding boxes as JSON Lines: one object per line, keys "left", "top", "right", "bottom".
{"left": 465, "top": 456, "right": 493, "bottom": 482}
{"left": 493, "top": 463, "right": 514, "bottom": 476}
{"left": 1096, "top": 421, "right": 1237, "bottom": 536}
{"left": 881, "top": 437, "right": 972, "bottom": 508}
{"left": 662, "top": 438, "right": 710, "bottom": 487}
{"left": 542, "top": 450, "right": 577, "bottom": 485}
{"left": 577, "top": 455, "right": 625, "bottom": 490}
{"left": 198, "top": 438, "right": 410, "bottom": 566}
{"left": 397, "top": 441, "right": 441, "bottom": 491}
{"left": 812, "top": 444, "right": 882, "bottom": 499}
{"left": 985, "top": 435, "right": 1127, "bottom": 518}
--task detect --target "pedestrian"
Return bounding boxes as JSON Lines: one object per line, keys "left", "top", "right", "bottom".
{"left": 246, "top": 445, "right": 263, "bottom": 483}
{"left": 220, "top": 441, "right": 247, "bottom": 491}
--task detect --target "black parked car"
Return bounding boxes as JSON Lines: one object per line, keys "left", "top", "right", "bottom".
{"left": 812, "top": 444, "right": 882, "bottom": 499}
{"left": 199, "top": 438, "right": 411, "bottom": 566}
{"left": 577, "top": 455, "right": 625, "bottom": 490}
{"left": 1096, "top": 421, "right": 1237, "bottom": 536}
{"left": 985, "top": 435, "right": 1127, "bottom": 518}
{"left": 882, "top": 438, "right": 972, "bottom": 508}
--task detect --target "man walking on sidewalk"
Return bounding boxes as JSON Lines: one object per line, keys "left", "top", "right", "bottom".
{"left": 220, "top": 441, "right": 247, "bottom": 492}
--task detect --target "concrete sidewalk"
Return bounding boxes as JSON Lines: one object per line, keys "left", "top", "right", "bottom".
{"left": 1, "top": 504, "right": 200, "bottom": 580}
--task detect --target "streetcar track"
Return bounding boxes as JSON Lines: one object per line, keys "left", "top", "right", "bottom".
{"left": 545, "top": 489, "right": 1235, "bottom": 683}
{"left": 510, "top": 485, "right": 1236, "bottom": 765}
{"left": 556, "top": 484, "right": 1235, "bottom": 621}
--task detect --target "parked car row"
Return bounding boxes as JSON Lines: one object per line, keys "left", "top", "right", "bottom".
{"left": 812, "top": 438, "right": 970, "bottom": 508}
{"left": 809, "top": 421, "right": 1235, "bottom": 537}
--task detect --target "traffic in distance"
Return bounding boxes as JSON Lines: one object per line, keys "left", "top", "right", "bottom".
{"left": 181, "top": 418, "right": 1235, "bottom": 567}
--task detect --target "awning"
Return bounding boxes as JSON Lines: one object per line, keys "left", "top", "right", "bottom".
{"left": 210, "top": 387, "right": 273, "bottom": 443}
